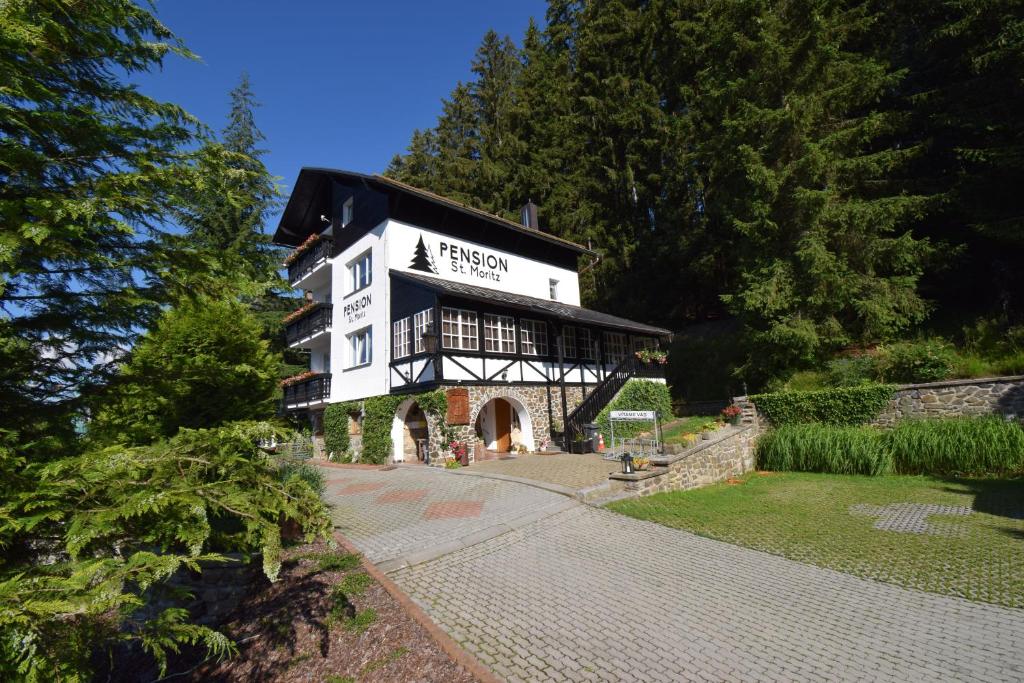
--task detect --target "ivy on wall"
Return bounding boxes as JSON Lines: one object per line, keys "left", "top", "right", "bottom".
{"left": 355, "top": 389, "right": 451, "bottom": 465}
{"left": 323, "top": 400, "right": 360, "bottom": 458}
{"left": 750, "top": 384, "right": 897, "bottom": 426}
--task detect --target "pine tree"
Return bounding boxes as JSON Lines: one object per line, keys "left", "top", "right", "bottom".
{"left": 409, "top": 236, "right": 438, "bottom": 273}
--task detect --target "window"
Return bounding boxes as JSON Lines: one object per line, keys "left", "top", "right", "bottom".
{"left": 348, "top": 250, "right": 371, "bottom": 293}
{"left": 413, "top": 308, "right": 434, "bottom": 353}
{"left": 441, "top": 307, "right": 478, "bottom": 350}
{"left": 342, "top": 197, "right": 354, "bottom": 226}
{"left": 604, "top": 331, "right": 627, "bottom": 364}
{"left": 520, "top": 319, "right": 548, "bottom": 356}
{"left": 557, "top": 327, "right": 576, "bottom": 358}
{"left": 348, "top": 327, "right": 372, "bottom": 367}
{"left": 483, "top": 314, "right": 516, "bottom": 353}
{"left": 632, "top": 336, "right": 658, "bottom": 352}
{"left": 393, "top": 317, "right": 411, "bottom": 359}
{"left": 577, "top": 328, "right": 595, "bottom": 361}
{"left": 549, "top": 279, "right": 559, "bottom": 300}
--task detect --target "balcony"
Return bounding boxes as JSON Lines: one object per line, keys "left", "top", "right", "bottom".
{"left": 283, "top": 373, "right": 332, "bottom": 409}
{"left": 287, "top": 237, "right": 334, "bottom": 289}
{"left": 285, "top": 303, "right": 332, "bottom": 348}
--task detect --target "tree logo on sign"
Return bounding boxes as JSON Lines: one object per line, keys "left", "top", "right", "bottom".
{"left": 410, "top": 234, "right": 438, "bottom": 274}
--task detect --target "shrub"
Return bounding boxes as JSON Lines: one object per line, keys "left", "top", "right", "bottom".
{"left": 750, "top": 384, "right": 896, "bottom": 426}
{"left": 877, "top": 339, "right": 956, "bottom": 383}
{"left": 756, "top": 417, "right": 1024, "bottom": 476}
{"left": 757, "top": 424, "right": 891, "bottom": 475}
{"left": 278, "top": 458, "right": 326, "bottom": 495}
{"left": 595, "top": 380, "right": 674, "bottom": 439}
{"left": 825, "top": 355, "right": 879, "bottom": 386}
{"left": 359, "top": 390, "right": 449, "bottom": 465}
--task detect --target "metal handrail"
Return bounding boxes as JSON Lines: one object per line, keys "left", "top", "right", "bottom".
{"left": 563, "top": 355, "right": 665, "bottom": 442}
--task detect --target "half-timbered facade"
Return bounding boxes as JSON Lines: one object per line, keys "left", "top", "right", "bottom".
{"left": 274, "top": 168, "right": 670, "bottom": 463}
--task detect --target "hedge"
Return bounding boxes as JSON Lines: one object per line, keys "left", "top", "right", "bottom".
{"left": 595, "top": 380, "right": 674, "bottom": 439}
{"left": 756, "top": 417, "right": 1024, "bottom": 476}
{"left": 750, "top": 384, "right": 896, "bottom": 426}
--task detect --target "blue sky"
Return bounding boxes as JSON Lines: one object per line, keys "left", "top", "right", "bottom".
{"left": 140, "top": 0, "right": 547, "bottom": 227}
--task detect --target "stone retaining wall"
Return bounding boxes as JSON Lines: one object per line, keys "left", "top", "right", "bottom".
{"left": 609, "top": 424, "right": 758, "bottom": 497}
{"left": 872, "top": 375, "right": 1024, "bottom": 426}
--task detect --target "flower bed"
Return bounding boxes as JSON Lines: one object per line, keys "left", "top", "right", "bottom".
{"left": 282, "top": 232, "right": 321, "bottom": 266}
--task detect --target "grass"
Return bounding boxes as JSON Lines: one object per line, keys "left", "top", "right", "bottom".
{"left": 662, "top": 415, "right": 716, "bottom": 444}
{"left": 361, "top": 647, "right": 409, "bottom": 675}
{"left": 342, "top": 608, "right": 378, "bottom": 634}
{"left": 316, "top": 551, "right": 362, "bottom": 572}
{"left": 757, "top": 417, "right": 1024, "bottom": 476}
{"left": 337, "top": 571, "right": 374, "bottom": 597}
{"left": 608, "top": 471, "right": 1024, "bottom": 607}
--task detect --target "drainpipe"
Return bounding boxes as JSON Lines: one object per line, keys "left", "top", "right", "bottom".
{"left": 556, "top": 323, "right": 569, "bottom": 450}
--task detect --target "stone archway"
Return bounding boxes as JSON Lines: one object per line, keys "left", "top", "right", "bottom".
{"left": 473, "top": 394, "right": 536, "bottom": 456}
{"left": 391, "top": 398, "right": 431, "bottom": 464}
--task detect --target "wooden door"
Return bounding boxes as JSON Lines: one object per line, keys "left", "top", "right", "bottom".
{"left": 494, "top": 399, "right": 512, "bottom": 452}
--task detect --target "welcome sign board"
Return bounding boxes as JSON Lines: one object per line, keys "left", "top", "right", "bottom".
{"left": 609, "top": 410, "right": 657, "bottom": 421}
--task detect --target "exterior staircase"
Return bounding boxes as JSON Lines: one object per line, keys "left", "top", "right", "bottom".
{"left": 563, "top": 355, "right": 665, "bottom": 445}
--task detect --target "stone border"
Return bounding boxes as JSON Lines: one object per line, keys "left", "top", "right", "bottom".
{"left": 331, "top": 530, "right": 502, "bottom": 683}
{"left": 893, "top": 374, "right": 1024, "bottom": 390}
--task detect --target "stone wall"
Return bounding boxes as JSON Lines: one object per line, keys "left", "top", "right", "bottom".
{"left": 872, "top": 375, "right": 1024, "bottom": 426}
{"left": 430, "top": 383, "right": 588, "bottom": 465}
{"left": 609, "top": 424, "right": 758, "bottom": 497}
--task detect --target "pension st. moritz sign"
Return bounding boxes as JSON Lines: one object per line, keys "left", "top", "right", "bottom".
{"left": 409, "top": 233, "right": 509, "bottom": 283}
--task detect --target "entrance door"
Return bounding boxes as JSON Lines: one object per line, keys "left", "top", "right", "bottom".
{"left": 494, "top": 399, "right": 512, "bottom": 452}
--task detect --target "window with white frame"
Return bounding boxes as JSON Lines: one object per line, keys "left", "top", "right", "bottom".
{"left": 441, "top": 307, "right": 478, "bottom": 350}
{"left": 632, "top": 336, "right": 658, "bottom": 352}
{"left": 393, "top": 317, "right": 411, "bottom": 359}
{"left": 348, "top": 327, "right": 372, "bottom": 367}
{"left": 342, "top": 197, "right": 354, "bottom": 226}
{"left": 577, "top": 328, "right": 595, "bottom": 360}
{"left": 604, "top": 331, "right": 628, "bottom": 363}
{"left": 413, "top": 308, "right": 434, "bottom": 353}
{"left": 519, "top": 319, "right": 548, "bottom": 356}
{"left": 483, "top": 314, "right": 516, "bottom": 353}
{"left": 557, "top": 326, "right": 577, "bottom": 358}
{"left": 348, "top": 250, "right": 371, "bottom": 293}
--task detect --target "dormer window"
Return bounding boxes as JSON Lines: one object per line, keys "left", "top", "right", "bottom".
{"left": 342, "top": 197, "right": 354, "bottom": 227}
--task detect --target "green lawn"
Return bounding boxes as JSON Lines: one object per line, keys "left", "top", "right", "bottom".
{"left": 661, "top": 415, "right": 716, "bottom": 444}
{"left": 608, "top": 472, "right": 1024, "bottom": 608}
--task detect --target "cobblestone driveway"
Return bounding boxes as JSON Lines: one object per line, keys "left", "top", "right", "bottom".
{"left": 321, "top": 465, "right": 572, "bottom": 569}
{"left": 324, "top": 465, "right": 1024, "bottom": 682}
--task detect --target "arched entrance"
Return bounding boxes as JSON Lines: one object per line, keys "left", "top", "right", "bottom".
{"left": 391, "top": 398, "right": 430, "bottom": 464}
{"left": 474, "top": 396, "right": 535, "bottom": 457}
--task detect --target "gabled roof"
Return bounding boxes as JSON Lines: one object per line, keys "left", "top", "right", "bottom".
{"left": 392, "top": 270, "right": 671, "bottom": 337}
{"left": 274, "top": 167, "right": 596, "bottom": 256}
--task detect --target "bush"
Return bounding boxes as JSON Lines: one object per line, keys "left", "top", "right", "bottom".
{"left": 359, "top": 390, "right": 449, "bottom": 465}
{"left": 877, "top": 339, "right": 956, "bottom": 383}
{"left": 596, "top": 380, "right": 674, "bottom": 439}
{"left": 278, "top": 458, "right": 326, "bottom": 495}
{"left": 756, "top": 417, "right": 1024, "bottom": 476}
{"left": 750, "top": 384, "right": 896, "bottom": 426}
{"left": 825, "top": 355, "right": 879, "bottom": 386}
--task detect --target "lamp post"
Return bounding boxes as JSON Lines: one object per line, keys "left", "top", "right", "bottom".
{"left": 422, "top": 330, "right": 440, "bottom": 379}
{"left": 620, "top": 453, "right": 634, "bottom": 475}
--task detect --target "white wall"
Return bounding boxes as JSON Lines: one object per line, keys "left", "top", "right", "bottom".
{"left": 328, "top": 221, "right": 389, "bottom": 402}
{"left": 385, "top": 220, "right": 581, "bottom": 305}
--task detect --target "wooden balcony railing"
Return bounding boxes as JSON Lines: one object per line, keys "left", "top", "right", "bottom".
{"left": 283, "top": 373, "right": 331, "bottom": 407}
{"left": 287, "top": 237, "right": 334, "bottom": 285}
{"left": 284, "top": 303, "right": 332, "bottom": 345}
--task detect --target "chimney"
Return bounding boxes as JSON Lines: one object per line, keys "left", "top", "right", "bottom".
{"left": 519, "top": 200, "right": 539, "bottom": 230}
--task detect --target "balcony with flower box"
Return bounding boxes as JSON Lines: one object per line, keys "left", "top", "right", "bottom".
{"left": 284, "top": 302, "right": 332, "bottom": 349}
{"left": 285, "top": 234, "right": 334, "bottom": 290}
{"left": 282, "top": 372, "right": 332, "bottom": 409}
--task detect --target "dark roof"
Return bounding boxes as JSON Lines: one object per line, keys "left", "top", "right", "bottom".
{"left": 392, "top": 270, "right": 671, "bottom": 337}
{"left": 275, "top": 167, "right": 595, "bottom": 256}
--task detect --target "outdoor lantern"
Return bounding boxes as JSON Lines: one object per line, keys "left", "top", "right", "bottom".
{"left": 422, "top": 330, "right": 438, "bottom": 354}
{"left": 620, "top": 452, "right": 634, "bottom": 474}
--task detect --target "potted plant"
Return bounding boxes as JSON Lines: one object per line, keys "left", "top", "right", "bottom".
{"left": 700, "top": 420, "right": 717, "bottom": 440}
{"left": 633, "top": 456, "right": 650, "bottom": 471}
{"left": 634, "top": 348, "right": 669, "bottom": 365}
{"left": 721, "top": 404, "right": 743, "bottom": 426}
{"left": 570, "top": 434, "right": 594, "bottom": 453}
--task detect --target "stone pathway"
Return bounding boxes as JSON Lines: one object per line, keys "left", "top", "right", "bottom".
{"left": 322, "top": 464, "right": 1024, "bottom": 682}
{"left": 466, "top": 452, "right": 618, "bottom": 491}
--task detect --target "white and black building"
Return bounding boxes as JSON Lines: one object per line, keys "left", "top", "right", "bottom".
{"left": 274, "top": 168, "right": 670, "bottom": 463}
